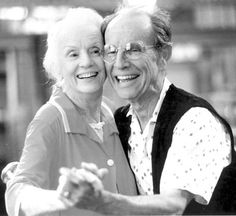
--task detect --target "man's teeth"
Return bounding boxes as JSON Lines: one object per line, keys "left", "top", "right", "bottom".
{"left": 77, "top": 72, "right": 98, "bottom": 79}
{"left": 116, "top": 75, "right": 139, "bottom": 82}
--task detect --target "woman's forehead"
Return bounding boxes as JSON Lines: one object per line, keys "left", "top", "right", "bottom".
{"left": 57, "top": 24, "right": 103, "bottom": 46}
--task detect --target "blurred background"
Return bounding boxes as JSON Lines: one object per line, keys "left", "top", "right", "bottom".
{"left": 0, "top": 0, "right": 236, "bottom": 214}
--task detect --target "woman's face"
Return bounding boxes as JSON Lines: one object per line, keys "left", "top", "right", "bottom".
{"left": 56, "top": 22, "right": 106, "bottom": 97}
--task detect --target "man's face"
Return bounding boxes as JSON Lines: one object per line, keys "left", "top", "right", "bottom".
{"left": 104, "top": 12, "right": 165, "bottom": 103}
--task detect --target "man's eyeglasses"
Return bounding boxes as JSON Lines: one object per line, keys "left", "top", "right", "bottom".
{"left": 103, "top": 41, "right": 155, "bottom": 64}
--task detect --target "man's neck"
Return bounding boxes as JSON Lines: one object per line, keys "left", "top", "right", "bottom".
{"left": 130, "top": 90, "right": 161, "bottom": 131}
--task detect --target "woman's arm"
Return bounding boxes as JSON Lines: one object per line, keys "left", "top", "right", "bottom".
{"left": 16, "top": 185, "right": 69, "bottom": 216}
{"left": 5, "top": 115, "right": 69, "bottom": 216}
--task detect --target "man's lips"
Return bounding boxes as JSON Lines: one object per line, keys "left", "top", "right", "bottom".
{"left": 115, "top": 74, "right": 139, "bottom": 82}
{"left": 76, "top": 72, "right": 98, "bottom": 79}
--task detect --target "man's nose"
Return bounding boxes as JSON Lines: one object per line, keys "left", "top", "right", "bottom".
{"left": 113, "top": 50, "right": 129, "bottom": 69}
{"left": 79, "top": 52, "right": 93, "bottom": 68}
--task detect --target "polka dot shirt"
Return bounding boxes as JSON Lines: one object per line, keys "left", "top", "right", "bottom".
{"left": 127, "top": 79, "right": 231, "bottom": 205}
{"left": 160, "top": 107, "right": 231, "bottom": 204}
{"left": 127, "top": 78, "right": 170, "bottom": 195}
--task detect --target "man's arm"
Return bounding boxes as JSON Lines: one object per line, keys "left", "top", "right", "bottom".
{"left": 78, "top": 162, "right": 194, "bottom": 215}
{"left": 97, "top": 189, "right": 193, "bottom": 215}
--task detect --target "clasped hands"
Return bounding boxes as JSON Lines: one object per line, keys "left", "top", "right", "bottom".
{"left": 57, "top": 162, "right": 108, "bottom": 211}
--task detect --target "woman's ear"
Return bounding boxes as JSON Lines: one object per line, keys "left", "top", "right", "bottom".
{"left": 162, "top": 45, "right": 172, "bottom": 61}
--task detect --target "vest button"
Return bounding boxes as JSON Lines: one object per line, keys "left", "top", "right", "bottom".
{"left": 107, "top": 159, "right": 114, "bottom": 167}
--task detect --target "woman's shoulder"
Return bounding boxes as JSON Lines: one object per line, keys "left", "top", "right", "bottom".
{"left": 25, "top": 102, "right": 64, "bottom": 140}
{"left": 33, "top": 101, "right": 61, "bottom": 125}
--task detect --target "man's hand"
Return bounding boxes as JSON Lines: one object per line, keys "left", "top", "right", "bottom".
{"left": 57, "top": 165, "right": 108, "bottom": 211}
{"left": 1, "top": 161, "right": 18, "bottom": 184}
{"left": 81, "top": 162, "right": 108, "bottom": 180}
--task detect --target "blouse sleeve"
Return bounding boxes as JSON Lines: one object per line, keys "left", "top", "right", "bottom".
{"left": 5, "top": 115, "right": 59, "bottom": 216}
{"left": 160, "top": 107, "right": 231, "bottom": 205}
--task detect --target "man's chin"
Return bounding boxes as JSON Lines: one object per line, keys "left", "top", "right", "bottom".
{"left": 116, "top": 91, "right": 138, "bottom": 102}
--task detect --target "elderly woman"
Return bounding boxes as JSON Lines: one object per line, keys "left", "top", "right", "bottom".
{"left": 5, "top": 7, "right": 137, "bottom": 216}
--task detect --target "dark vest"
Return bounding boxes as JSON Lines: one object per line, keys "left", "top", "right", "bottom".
{"left": 114, "top": 84, "right": 236, "bottom": 215}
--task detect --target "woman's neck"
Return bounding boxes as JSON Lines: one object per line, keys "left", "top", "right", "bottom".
{"left": 64, "top": 87, "right": 103, "bottom": 123}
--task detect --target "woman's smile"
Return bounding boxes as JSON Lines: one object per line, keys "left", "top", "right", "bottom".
{"left": 76, "top": 71, "right": 99, "bottom": 79}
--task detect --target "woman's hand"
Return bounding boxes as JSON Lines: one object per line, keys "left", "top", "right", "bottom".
{"left": 80, "top": 162, "right": 108, "bottom": 180}
{"left": 57, "top": 165, "right": 108, "bottom": 210}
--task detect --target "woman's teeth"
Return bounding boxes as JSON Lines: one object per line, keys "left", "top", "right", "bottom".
{"left": 77, "top": 72, "right": 98, "bottom": 79}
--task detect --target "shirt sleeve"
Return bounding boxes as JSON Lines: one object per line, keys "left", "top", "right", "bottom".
{"left": 160, "top": 107, "right": 231, "bottom": 205}
{"left": 5, "top": 116, "right": 59, "bottom": 216}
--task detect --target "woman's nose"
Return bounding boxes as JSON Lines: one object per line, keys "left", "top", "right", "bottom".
{"left": 79, "top": 51, "right": 93, "bottom": 68}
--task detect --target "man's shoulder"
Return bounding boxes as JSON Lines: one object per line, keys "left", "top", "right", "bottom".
{"left": 114, "top": 104, "right": 130, "bottom": 119}
{"left": 167, "top": 84, "right": 213, "bottom": 110}
{"left": 166, "top": 85, "right": 234, "bottom": 148}
{"left": 169, "top": 85, "right": 206, "bottom": 101}
{"left": 114, "top": 104, "right": 130, "bottom": 125}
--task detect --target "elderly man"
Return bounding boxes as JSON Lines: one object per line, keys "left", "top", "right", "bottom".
{"left": 75, "top": 3, "right": 236, "bottom": 215}
{"left": 3, "top": 3, "right": 236, "bottom": 215}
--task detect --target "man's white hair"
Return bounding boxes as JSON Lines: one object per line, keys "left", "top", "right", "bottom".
{"left": 43, "top": 7, "right": 103, "bottom": 86}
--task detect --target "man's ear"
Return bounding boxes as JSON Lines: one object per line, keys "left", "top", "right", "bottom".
{"left": 162, "top": 45, "right": 172, "bottom": 61}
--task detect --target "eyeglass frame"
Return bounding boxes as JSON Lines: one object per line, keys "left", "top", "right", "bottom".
{"left": 102, "top": 41, "right": 158, "bottom": 64}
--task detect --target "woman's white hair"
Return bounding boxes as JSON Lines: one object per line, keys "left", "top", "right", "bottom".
{"left": 43, "top": 7, "right": 103, "bottom": 86}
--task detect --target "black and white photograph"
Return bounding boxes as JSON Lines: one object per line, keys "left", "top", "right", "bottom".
{"left": 0, "top": 0, "right": 236, "bottom": 215}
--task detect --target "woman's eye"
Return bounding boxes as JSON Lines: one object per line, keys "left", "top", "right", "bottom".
{"left": 89, "top": 48, "right": 101, "bottom": 56}
{"left": 68, "top": 52, "right": 79, "bottom": 58}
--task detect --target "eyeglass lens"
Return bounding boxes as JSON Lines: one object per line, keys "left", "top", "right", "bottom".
{"left": 103, "top": 42, "right": 147, "bottom": 63}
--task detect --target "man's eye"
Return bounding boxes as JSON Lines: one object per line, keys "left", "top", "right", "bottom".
{"left": 130, "top": 46, "right": 142, "bottom": 52}
{"left": 130, "top": 48, "right": 141, "bottom": 52}
{"left": 107, "top": 50, "right": 116, "bottom": 54}
{"left": 126, "top": 48, "right": 141, "bottom": 56}
{"left": 128, "top": 43, "right": 142, "bottom": 53}
{"left": 106, "top": 47, "right": 117, "bottom": 55}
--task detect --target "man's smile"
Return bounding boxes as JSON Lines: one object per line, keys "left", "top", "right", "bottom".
{"left": 115, "top": 74, "right": 140, "bottom": 82}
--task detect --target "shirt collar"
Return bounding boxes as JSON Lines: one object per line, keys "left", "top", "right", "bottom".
{"left": 127, "top": 78, "right": 171, "bottom": 121}
{"left": 49, "top": 87, "right": 118, "bottom": 135}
